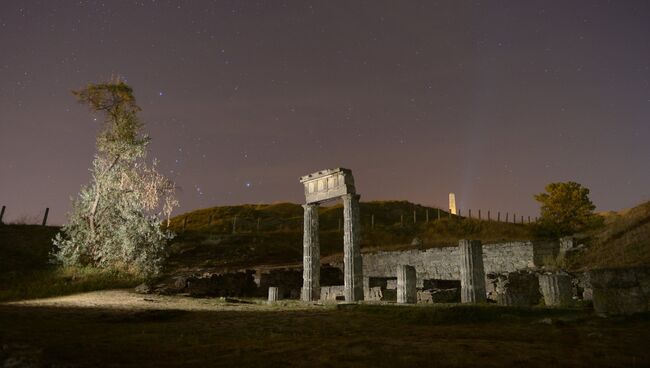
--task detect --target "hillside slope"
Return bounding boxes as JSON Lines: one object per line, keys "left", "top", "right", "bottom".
{"left": 165, "top": 201, "right": 533, "bottom": 272}
{"left": 571, "top": 200, "right": 650, "bottom": 270}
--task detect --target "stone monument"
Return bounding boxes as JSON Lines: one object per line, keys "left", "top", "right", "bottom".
{"left": 449, "top": 193, "right": 457, "bottom": 215}
{"left": 299, "top": 168, "right": 363, "bottom": 302}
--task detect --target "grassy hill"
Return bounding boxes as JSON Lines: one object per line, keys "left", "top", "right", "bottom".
{"left": 570, "top": 200, "right": 650, "bottom": 270}
{"left": 165, "top": 201, "right": 533, "bottom": 272}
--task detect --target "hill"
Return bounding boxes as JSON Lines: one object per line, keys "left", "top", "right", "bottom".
{"left": 165, "top": 201, "right": 533, "bottom": 272}
{"left": 569, "top": 200, "right": 650, "bottom": 270}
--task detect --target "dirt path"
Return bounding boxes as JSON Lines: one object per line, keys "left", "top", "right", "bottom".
{"left": 5, "top": 289, "right": 315, "bottom": 312}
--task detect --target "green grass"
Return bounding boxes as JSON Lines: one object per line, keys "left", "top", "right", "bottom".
{"left": 0, "top": 224, "right": 141, "bottom": 302}
{"left": 0, "top": 266, "right": 142, "bottom": 302}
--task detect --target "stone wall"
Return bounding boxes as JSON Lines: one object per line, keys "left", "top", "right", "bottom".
{"left": 331, "top": 241, "right": 554, "bottom": 287}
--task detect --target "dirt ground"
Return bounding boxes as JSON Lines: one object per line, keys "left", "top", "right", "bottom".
{"left": 2, "top": 290, "right": 650, "bottom": 367}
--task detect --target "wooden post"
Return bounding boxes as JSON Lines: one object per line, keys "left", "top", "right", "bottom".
{"left": 232, "top": 215, "right": 237, "bottom": 234}
{"left": 426, "top": 209, "right": 429, "bottom": 223}
{"left": 371, "top": 214, "right": 375, "bottom": 230}
{"left": 528, "top": 216, "right": 531, "bottom": 224}
{"left": 42, "top": 208, "right": 49, "bottom": 226}
{"left": 487, "top": 210, "right": 490, "bottom": 221}
{"left": 208, "top": 214, "right": 212, "bottom": 226}
{"left": 182, "top": 216, "right": 187, "bottom": 231}
{"left": 437, "top": 208, "right": 441, "bottom": 220}
{"left": 458, "top": 209, "right": 461, "bottom": 218}
{"left": 497, "top": 211, "right": 500, "bottom": 222}
{"left": 478, "top": 209, "right": 481, "bottom": 220}
{"left": 513, "top": 213, "right": 516, "bottom": 224}
{"left": 413, "top": 210, "right": 417, "bottom": 224}
{"left": 400, "top": 214, "right": 404, "bottom": 227}
{"left": 0, "top": 205, "right": 5, "bottom": 224}
{"left": 521, "top": 215, "right": 524, "bottom": 224}
{"left": 505, "top": 212, "right": 509, "bottom": 222}
{"left": 468, "top": 209, "right": 472, "bottom": 219}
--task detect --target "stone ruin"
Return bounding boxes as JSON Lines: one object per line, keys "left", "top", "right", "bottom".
{"left": 299, "top": 168, "right": 363, "bottom": 302}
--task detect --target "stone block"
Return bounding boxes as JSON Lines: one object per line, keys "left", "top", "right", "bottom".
{"left": 397, "top": 265, "right": 417, "bottom": 304}
{"left": 538, "top": 273, "right": 573, "bottom": 307}
{"left": 459, "top": 240, "right": 487, "bottom": 303}
{"left": 589, "top": 267, "right": 650, "bottom": 315}
{"left": 268, "top": 287, "right": 279, "bottom": 302}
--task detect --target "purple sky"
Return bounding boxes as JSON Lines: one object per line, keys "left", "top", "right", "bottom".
{"left": 1, "top": 1, "right": 649, "bottom": 225}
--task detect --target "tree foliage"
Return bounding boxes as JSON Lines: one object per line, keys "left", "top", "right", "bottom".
{"left": 53, "top": 80, "right": 178, "bottom": 276}
{"left": 534, "top": 181, "right": 602, "bottom": 237}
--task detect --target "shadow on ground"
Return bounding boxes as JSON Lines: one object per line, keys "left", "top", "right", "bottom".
{"left": 1, "top": 292, "right": 649, "bottom": 367}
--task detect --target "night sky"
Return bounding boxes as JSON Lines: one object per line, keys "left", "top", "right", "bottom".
{"left": 1, "top": 1, "right": 649, "bottom": 225}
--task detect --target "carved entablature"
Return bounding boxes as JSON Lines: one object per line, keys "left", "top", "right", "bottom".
{"left": 299, "top": 167, "right": 356, "bottom": 204}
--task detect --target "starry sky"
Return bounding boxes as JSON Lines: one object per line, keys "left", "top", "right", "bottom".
{"left": 1, "top": 1, "right": 649, "bottom": 225}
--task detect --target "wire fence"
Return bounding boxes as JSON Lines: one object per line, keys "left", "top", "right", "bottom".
{"left": 175, "top": 206, "right": 538, "bottom": 234}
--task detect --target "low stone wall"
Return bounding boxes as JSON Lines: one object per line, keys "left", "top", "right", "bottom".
{"left": 331, "top": 241, "right": 556, "bottom": 287}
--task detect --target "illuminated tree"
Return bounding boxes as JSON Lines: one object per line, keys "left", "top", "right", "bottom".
{"left": 534, "top": 181, "right": 602, "bottom": 237}
{"left": 53, "top": 79, "right": 178, "bottom": 276}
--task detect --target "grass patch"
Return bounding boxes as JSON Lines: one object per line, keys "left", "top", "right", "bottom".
{"left": 0, "top": 266, "right": 142, "bottom": 302}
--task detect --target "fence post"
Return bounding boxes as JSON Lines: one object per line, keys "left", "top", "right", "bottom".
{"left": 182, "top": 216, "right": 187, "bottom": 231}
{"left": 232, "top": 215, "right": 237, "bottom": 234}
{"left": 208, "top": 214, "right": 212, "bottom": 226}
{"left": 0, "top": 205, "right": 5, "bottom": 224}
{"left": 413, "top": 210, "right": 417, "bottom": 224}
{"left": 497, "top": 211, "right": 500, "bottom": 222}
{"left": 42, "top": 208, "right": 49, "bottom": 226}
{"left": 426, "top": 209, "right": 429, "bottom": 223}
{"left": 400, "top": 214, "right": 404, "bottom": 227}
{"left": 371, "top": 214, "right": 375, "bottom": 230}
{"left": 487, "top": 210, "right": 490, "bottom": 221}
{"left": 438, "top": 208, "right": 441, "bottom": 220}
{"left": 478, "top": 209, "right": 481, "bottom": 220}
{"left": 458, "top": 209, "right": 461, "bottom": 218}
{"left": 527, "top": 216, "right": 530, "bottom": 224}
{"left": 505, "top": 212, "right": 509, "bottom": 222}
{"left": 513, "top": 213, "right": 516, "bottom": 224}
{"left": 521, "top": 215, "right": 524, "bottom": 224}
{"left": 468, "top": 209, "right": 472, "bottom": 219}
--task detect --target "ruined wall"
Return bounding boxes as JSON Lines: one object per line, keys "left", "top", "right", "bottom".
{"left": 331, "top": 241, "right": 555, "bottom": 287}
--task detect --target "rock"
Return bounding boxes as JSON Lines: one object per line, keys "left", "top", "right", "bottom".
{"left": 411, "top": 237, "right": 422, "bottom": 246}
{"left": 134, "top": 283, "right": 151, "bottom": 294}
{"left": 589, "top": 267, "right": 650, "bottom": 316}
{"left": 539, "top": 273, "right": 573, "bottom": 307}
{"left": 488, "top": 270, "right": 541, "bottom": 307}
{"left": 418, "top": 288, "right": 461, "bottom": 303}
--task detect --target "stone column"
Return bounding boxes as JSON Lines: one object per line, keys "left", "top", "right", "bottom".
{"left": 397, "top": 265, "right": 417, "bottom": 304}
{"left": 301, "top": 203, "right": 320, "bottom": 301}
{"left": 538, "top": 273, "right": 573, "bottom": 306}
{"left": 459, "top": 239, "right": 487, "bottom": 303}
{"left": 268, "top": 287, "right": 279, "bottom": 302}
{"left": 343, "top": 194, "right": 363, "bottom": 302}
